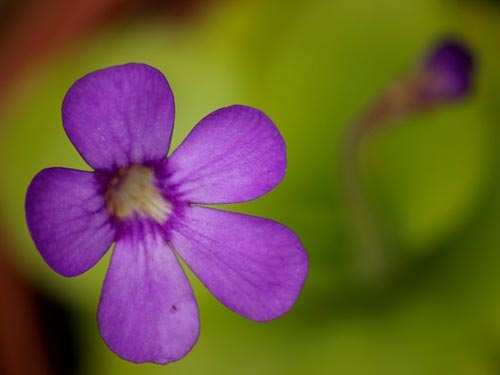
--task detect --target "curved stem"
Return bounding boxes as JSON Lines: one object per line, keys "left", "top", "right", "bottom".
{"left": 340, "top": 97, "right": 395, "bottom": 286}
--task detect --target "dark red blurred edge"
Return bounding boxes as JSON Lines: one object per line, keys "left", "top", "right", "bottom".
{"left": 0, "top": 1, "right": 209, "bottom": 373}
{"left": 0, "top": 0, "right": 209, "bottom": 113}
{"left": 0, "top": 229, "right": 50, "bottom": 374}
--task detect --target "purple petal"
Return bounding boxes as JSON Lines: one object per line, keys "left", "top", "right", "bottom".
{"left": 166, "top": 105, "right": 286, "bottom": 204}
{"left": 25, "top": 168, "right": 115, "bottom": 276}
{"left": 98, "top": 223, "right": 199, "bottom": 364}
{"left": 170, "top": 206, "right": 308, "bottom": 322}
{"left": 62, "top": 63, "right": 175, "bottom": 171}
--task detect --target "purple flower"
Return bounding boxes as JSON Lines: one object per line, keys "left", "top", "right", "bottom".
{"left": 25, "top": 63, "right": 308, "bottom": 364}
{"left": 419, "top": 39, "right": 474, "bottom": 103}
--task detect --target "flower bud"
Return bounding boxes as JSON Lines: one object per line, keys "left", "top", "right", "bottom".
{"left": 418, "top": 39, "right": 474, "bottom": 103}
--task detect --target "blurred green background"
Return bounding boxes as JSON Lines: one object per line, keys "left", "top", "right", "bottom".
{"left": 1, "top": 0, "right": 500, "bottom": 373}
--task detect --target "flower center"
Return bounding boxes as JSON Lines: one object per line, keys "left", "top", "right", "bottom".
{"left": 105, "top": 165, "right": 172, "bottom": 223}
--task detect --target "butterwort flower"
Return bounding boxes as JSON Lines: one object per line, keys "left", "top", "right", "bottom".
{"left": 340, "top": 39, "right": 475, "bottom": 285}
{"left": 375, "top": 39, "right": 474, "bottom": 119}
{"left": 25, "top": 63, "right": 308, "bottom": 364}
{"left": 417, "top": 38, "right": 474, "bottom": 105}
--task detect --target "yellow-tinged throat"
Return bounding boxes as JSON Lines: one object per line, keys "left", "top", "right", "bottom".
{"left": 105, "top": 165, "right": 172, "bottom": 223}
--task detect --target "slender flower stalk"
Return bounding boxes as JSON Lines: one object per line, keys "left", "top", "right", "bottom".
{"left": 340, "top": 39, "right": 474, "bottom": 286}
{"left": 340, "top": 95, "right": 397, "bottom": 285}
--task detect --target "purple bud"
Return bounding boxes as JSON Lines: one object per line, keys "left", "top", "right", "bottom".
{"left": 419, "top": 39, "right": 474, "bottom": 102}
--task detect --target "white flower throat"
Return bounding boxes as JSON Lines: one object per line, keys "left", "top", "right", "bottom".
{"left": 105, "top": 165, "right": 172, "bottom": 223}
